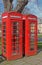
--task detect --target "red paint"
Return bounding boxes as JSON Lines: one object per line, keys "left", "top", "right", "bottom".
{"left": 2, "top": 12, "right": 23, "bottom": 60}
{"left": 25, "top": 14, "right": 38, "bottom": 56}
{"left": 2, "top": 12, "right": 38, "bottom": 60}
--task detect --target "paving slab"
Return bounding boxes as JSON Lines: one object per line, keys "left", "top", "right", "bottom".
{"left": 0, "top": 51, "right": 42, "bottom": 65}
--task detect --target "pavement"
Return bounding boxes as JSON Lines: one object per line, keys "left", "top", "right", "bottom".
{"left": 0, "top": 50, "right": 42, "bottom": 65}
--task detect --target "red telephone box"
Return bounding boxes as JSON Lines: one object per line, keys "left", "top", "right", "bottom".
{"left": 25, "top": 14, "right": 38, "bottom": 56}
{"left": 2, "top": 12, "right": 23, "bottom": 60}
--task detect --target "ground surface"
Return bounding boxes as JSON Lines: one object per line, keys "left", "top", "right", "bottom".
{"left": 0, "top": 51, "right": 42, "bottom": 65}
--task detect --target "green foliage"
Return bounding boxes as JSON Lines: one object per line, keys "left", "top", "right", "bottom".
{"left": 38, "top": 42, "right": 42, "bottom": 48}
{"left": 38, "top": 34, "right": 42, "bottom": 38}
{"left": 0, "top": 37, "right": 1, "bottom": 45}
{"left": 0, "top": 51, "right": 2, "bottom": 55}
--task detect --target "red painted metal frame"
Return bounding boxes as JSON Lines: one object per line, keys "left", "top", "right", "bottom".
{"left": 2, "top": 12, "right": 23, "bottom": 60}
{"left": 25, "top": 14, "right": 38, "bottom": 56}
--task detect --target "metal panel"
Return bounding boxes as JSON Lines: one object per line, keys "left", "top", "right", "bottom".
{"left": 25, "top": 14, "right": 38, "bottom": 56}
{"left": 2, "top": 12, "right": 23, "bottom": 60}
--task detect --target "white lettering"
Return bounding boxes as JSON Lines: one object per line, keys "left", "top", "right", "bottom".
{"left": 2, "top": 16, "right": 8, "bottom": 18}
{"left": 28, "top": 17, "right": 36, "bottom": 20}
{"left": 10, "top": 16, "right": 21, "bottom": 18}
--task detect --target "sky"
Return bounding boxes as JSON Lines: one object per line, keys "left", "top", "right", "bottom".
{"left": 0, "top": 0, "right": 4, "bottom": 13}
{"left": 37, "top": 0, "right": 42, "bottom": 11}
{"left": 0, "top": 0, "right": 3, "bottom": 3}
{"left": 12, "top": 0, "right": 18, "bottom": 10}
{"left": 22, "top": 0, "right": 42, "bottom": 18}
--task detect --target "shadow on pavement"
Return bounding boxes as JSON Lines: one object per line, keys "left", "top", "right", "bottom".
{"left": 0, "top": 55, "right": 5, "bottom": 64}
{"left": 38, "top": 49, "right": 42, "bottom": 53}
